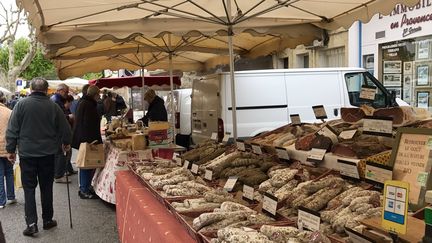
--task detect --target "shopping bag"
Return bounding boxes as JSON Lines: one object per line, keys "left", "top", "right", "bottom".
{"left": 76, "top": 141, "right": 106, "bottom": 169}
{"left": 14, "top": 164, "right": 22, "bottom": 189}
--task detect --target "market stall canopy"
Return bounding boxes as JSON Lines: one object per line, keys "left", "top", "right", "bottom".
{"left": 49, "top": 30, "right": 321, "bottom": 79}
{"left": 89, "top": 76, "right": 181, "bottom": 90}
{"left": 47, "top": 77, "right": 88, "bottom": 90}
{"left": 19, "top": 0, "right": 419, "bottom": 46}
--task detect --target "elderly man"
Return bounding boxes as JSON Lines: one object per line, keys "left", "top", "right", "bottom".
{"left": 6, "top": 78, "right": 72, "bottom": 236}
{"left": 51, "top": 83, "right": 74, "bottom": 182}
{"left": 139, "top": 89, "right": 168, "bottom": 126}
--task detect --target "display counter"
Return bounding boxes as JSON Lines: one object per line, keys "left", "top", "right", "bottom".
{"left": 116, "top": 170, "right": 196, "bottom": 243}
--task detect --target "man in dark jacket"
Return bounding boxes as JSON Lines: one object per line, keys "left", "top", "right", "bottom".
{"left": 6, "top": 78, "right": 72, "bottom": 236}
{"left": 140, "top": 89, "right": 168, "bottom": 126}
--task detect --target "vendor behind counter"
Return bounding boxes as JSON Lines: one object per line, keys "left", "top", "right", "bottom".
{"left": 139, "top": 89, "right": 168, "bottom": 126}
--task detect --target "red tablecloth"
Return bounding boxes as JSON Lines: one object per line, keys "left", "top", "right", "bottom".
{"left": 116, "top": 170, "right": 196, "bottom": 243}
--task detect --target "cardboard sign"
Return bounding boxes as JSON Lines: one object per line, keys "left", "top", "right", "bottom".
{"left": 275, "top": 147, "right": 290, "bottom": 161}
{"left": 307, "top": 148, "right": 327, "bottom": 163}
{"left": 183, "top": 160, "right": 190, "bottom": 169}
{"left": 243, "top": 184, "right": 254, "bottom": 201}
{"left": 363, "top": 117, "right": 393, "bottom": 137}
{"left": 298, "top": 206, "right": 321, "bottom": 231}
{"left": 312, "top": 105, "right": 328, "bottom": 120}
{"left": 236, "top": 140, "right": 246, "bottom": 151}
{"left": 204, "top": 169, "right": 213, "bottom": 181}
{"left": 262, "top": 193, "right": 278, "bottom": 217}
{"left": 290, "top": 114, "right": 301, "bottom": 125}
{"left": 345, "top": 227, "right": 376, "bottom": 243}
{"left": 251, "top": 144, "right": 262, "bottom": 155}
{"left": 317, "top": 125, "right": 339, "bottom": 144}
{"left": 338, "top": 159, "right": 360, "bottom": 179}
{"left": 382, "top": 180, "right": 409, "bottom": 235}
{"left": 360, "top": 86, "right": 377, "bottom": 100}
{"left": 191, "top": 163, "right": 199, "bottom": 174}
{"left": 339, "top": 129, "right": 357, "bottom": 140}
{"left": 210, "top": 132, "right": 218, "bottom": 141}
{"left": 391, "top": 130, "right": 432, "bottom": 205}
{"left": 223, "top": 176, "right": 238, "bottom": 192}
{"left": 365, "top": 162, "right": 393, "bottom": 186}
{"left": 222, "top": 133, "right": 231, "bottom": 144}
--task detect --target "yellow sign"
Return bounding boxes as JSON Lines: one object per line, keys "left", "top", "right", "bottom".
{"left": 382, "top": 180, "right": 409, "bottom": 235}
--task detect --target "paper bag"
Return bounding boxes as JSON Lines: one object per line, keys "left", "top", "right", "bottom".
{"left": 14, "top": 164, "right": 22, "bottom": 188}
{"left": 76, "top": 141, "right": 105, "bottom": 169}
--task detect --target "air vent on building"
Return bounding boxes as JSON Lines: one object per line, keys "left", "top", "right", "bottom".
{"left": 375, "top": 31, "right": 385, "bottom": 39}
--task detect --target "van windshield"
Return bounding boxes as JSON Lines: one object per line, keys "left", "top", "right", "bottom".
{"left": 345, "top": 72, "right": 389, "bottom": 108}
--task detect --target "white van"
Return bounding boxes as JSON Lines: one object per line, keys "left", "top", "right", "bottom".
{"left": 164, "top": 88, "right": 192, "bottom": 147}
{"left": 191, "top": 68, "right": 407, "bottom": 144}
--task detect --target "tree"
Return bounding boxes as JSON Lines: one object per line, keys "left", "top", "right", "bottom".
{"left": 0, "top": 2, "right": 37, "bottom": 91}
{"left": 82, "top": 72, "right": 103, "bottom": 80}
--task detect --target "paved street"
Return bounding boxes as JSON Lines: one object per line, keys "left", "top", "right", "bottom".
{"left": 1, "top": 151, "right": 118, "bottom": 243}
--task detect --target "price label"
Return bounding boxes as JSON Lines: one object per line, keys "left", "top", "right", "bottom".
{"left": 363, "top": 117, "right": 393, "bottom": 137}
{"left": 191, "top": 163, "right": 199, "bottom": 174}
{"left": 345, "top": 227, "right": 376, "bottom": 243}
{"left": 236, "top": 141, "right": 246, "bottom": 151}
{"left": 183, "top": 160, "right": 190, "bottom": 169}
{"left": 338, "top": 159, "right": 360, "bottom": 179}
{"left": 307, "top": 148, "right": 326, "bottom": 163}
{"left": 365, "top": 161, "right": 393, "bottom": 186}
{"left": 223, "top": 176, "right": 238, "bottom": 192}
{"left": 262, "top": 193, "right": 278, "bottom": 216}
{"left": 298, "top": 206, "right": 321, "bottom": 231}
{"left": 360, "top": 86, "right": 377, "bottom": 101}
{"left": 175, "top": 157, "right": 182, "bottom": 166}
{"left": 211, "top": 132, "right": 218, "bottom": 141}
{"left": 339, "top": 129, "right": 357, "bottom": 140}
{"left": 222, "top": 133, "right": 231, "bottom": 143}
{"left": 251, "top": 144, "right": 262, "bottom": 155}
{"left": 275, "top": 147, "right": 290, "bottom": 161}
{"left": 312, "top": 105, "right": 327, "bottom": 120}
{"left": 290, "top": 114, "right": 301, "bottom": 125}
{"left": 204, "top": 169, "right": 213, "bottom": 181}
{"left": 317, "top": 125, "right": 339, "bottom": 144}
{"left": 243, "top": 184, "right": 254, "bottom": 201}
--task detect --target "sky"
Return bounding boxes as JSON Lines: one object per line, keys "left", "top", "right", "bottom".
{"left": 1, "top": 0, "right": 30, "bottom": 39}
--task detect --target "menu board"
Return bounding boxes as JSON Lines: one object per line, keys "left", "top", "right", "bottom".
{"left": 391, "top": 128, "right": 432, "bottom": 205}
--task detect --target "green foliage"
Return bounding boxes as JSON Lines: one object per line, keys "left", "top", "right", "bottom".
{"left": 0, "top": 38, "right": 57, "bottom": 80}
{"left": 82, "top": 72, "right": 103, "bottom": 80}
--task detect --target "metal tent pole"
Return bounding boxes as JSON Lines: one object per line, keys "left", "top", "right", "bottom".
{"left": 168, "top": 52, "right": 176, "bottom": 143}
{"left": 227, "top": 0, "right": 238, "bottom": 140}
{"left": 141, "top": 67, "right": 145, "bottom": 113}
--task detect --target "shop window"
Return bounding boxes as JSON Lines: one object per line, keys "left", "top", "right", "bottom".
{"left": 318, "top": 47, "right": 345, "bottom": 67}
{"left": 283, "top": 57, "right": 289, "bottom": 69}
{"left": 296, "top": 54, "right": 309, "bottom": 68}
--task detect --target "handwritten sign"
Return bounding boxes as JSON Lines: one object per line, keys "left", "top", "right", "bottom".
{"left": 312, "top": 105, "right": 327, "bottom": 120}
{"left": 363, "top": 117, "right": 393, "bottom": 137}
{"left": 360, "top": 86, "right": 377, "bottom": 100}
{"left": 191, "top": 163, "right": 199, "bottom": 174}
{"left": 223, "top": 176, "right": 238, "bottom": 192}
{"left": 236, "top": 141, "right": 246, "bottom": 151}
{"left": 290, "top": 114, "right": 301, "bottom": 125}
{"left": 211, "top": 132, "right": 218, "bottom": 141}
{"left": 338, "top": 159, "right": 360, "bottom": 179}
{"left": 275, "top": 147, "right": 290, "bottom": 161}
{"left": 183, "top": 160, "right": 190, "bottom": 169}
{"left": 204, "top": 169, "right": 213, "bottom": 181}
{"left": 173, "top": 153, "right": 182, "bottom": 166}
{"left": 262, "top": 193, "right": 278, "bottom": 216}
{"left": 307, "top": 148, "right": 326, "bottom": 163}
{"left": 251, "top": 144, "right": 262, "bottom": 155}
{"left": 317, "top": 125, "right": 339, "bottom": 144}
{"left": 365, "top": 162, "right": 393, "bottom": 186}
{"left": 392, "top": 131, "right": 432, "bottom": 205}
{"left": 339, "top": 129, "right": 357, "bottom": 140}
{"left": 243, "top": 184, "right": 254, "bottom": 201}
{"left": 298, "top": 206, "right": 321, "bottom": 231}
{"left": 222, "top": 133, "right": 231, "bottom": 143}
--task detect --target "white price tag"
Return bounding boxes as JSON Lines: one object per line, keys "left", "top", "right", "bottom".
{"left": 175, "top": 157, "right": 182, "bottom": 166}
{"left": 307, "top": 148, "right": 326, "bottom": 162}
{"left": 365, "top": 162, "right": 393, "bottom": 185}
{"left": 183, "top": 160, "right": 190, "bottom": 169}
{"left": 359, "top": 86, "right": 377, "bottom": 100}
{"left": 191, "top": 163, "right": 199, "bottom": 174}
{"left": 363, "top": 117, "right": 393, "bottom": 136}
{"left": 298, "top": 206, "right": 321, "bottom": 231}
{"left": 204, "top": 169, "right": 213, "bottom": 181}
{"left": 262, "top": 193, "right": 278, "bottom": 216}
{"left": 275, "top": 147, "right": 290, "bottom": 160}
{"left": 223, "top": 176, "right": 238, "bottom": 192}
{"left": 252, "top": 144, "right": 262, "bottom": 155}
{"left": 339, "top": 129, "right": 357, "bottom": 140}
{"left": 312, "top": 105, "right": 327, "bottom": 120}
{"left": 338, "top": 159, "right": 360, "bottom": 179}
{"left": 317, "top": 125, "right": 339, "bottom": 144}
{"left": 236, "top": 141, "right": 246, "bottom": 151}
{"left": 222, "top": 133, "right": 231, "bottom": 143}
{"left": 211, "top": 132, "right": 218, "bottom": 141}
{"left": 243, "top": 184, "right": 254, "bottom": 201}
{"left": 290, "top": 114, "right": 301, "bottom": 125}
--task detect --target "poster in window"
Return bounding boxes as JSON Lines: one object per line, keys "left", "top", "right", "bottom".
{"left": 417, "top": 41, "right": 430, "bottom": 59}
{"left": 387, "top": 87, "right": 402, "bottom": 99}
{"left": 383, "top": 60, "right": 402, "bottom": 73}
{"left": 383, "top": 74, "right": 402, "bottom": 86}
{"left": 403, "top": 87, "right": 412, "bottom": 103}
{"left": 403, "top": 61, "right": 413, "bottom": 74}
{"left": 364, "top": 55, "right": 374, "bottom": 69}
{"left": 417, "top": 91, "right": 429, "bottom": 108}
{"left": 417, "top": 65, "right": 429, "bottom": 86}
{"left": 403, "top": 75, "right": 412, "bottom": 102}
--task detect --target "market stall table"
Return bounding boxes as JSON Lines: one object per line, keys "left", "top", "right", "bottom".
{"left": 116, "top": 170, "right": 196, "bottom": 243}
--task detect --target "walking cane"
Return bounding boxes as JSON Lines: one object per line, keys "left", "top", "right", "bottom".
{"left": 64, "top": 150, "right": 73, "bottom": 229}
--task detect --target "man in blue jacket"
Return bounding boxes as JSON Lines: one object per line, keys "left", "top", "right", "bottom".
{"left": 6, "top": 78, "right": 72, "bottom": 237}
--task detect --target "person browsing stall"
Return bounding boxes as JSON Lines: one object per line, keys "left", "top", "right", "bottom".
{"left": 139, "top": 89, "right": 167, "bottom": 126}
